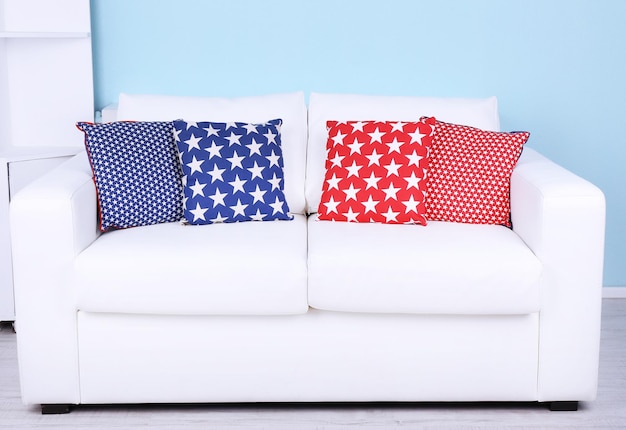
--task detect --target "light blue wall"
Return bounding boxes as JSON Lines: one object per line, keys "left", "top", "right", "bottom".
{"left": 90, "top": 0, "right": 626, "bottom": 286}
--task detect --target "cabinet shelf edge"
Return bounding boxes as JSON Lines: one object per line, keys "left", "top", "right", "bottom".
{"left": 0, "top": 31, "right": 90, "bottom": 39}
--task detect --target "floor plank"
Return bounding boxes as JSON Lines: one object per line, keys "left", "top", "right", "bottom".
{"left": 0, "top": 300, "right": 624, "bottom": 429}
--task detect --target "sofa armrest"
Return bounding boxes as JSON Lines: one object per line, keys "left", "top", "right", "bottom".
{"left": 10, "top": 152, "right": 98, "bottom": 405}
{"left": 510, "top": 147, "right": 606, "bottom": 402}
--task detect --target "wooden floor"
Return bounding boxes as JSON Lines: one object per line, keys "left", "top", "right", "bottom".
{"left": 1, "top": 300, "right": 624, "bottom": 429}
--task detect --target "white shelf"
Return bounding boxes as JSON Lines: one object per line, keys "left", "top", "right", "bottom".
{"left": 0, "top": 28, "right": 94, "bottom": 148}
{"left": 0, "top": 0, "right": 93, "bottom": 321}
{"left": 0, "top": 31, "right": 90, "bottom": 38}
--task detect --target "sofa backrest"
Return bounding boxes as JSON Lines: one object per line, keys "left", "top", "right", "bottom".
{"left": 115, "top": 92, "right": 309, "bottom": 215}
{"left": 305, "top": 93, "right": 501, "bottom": 214}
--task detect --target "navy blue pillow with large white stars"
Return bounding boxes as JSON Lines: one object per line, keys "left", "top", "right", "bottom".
{"left": 173, "top": 119, "right": 293, "bottom": 224}
{"left": 77, "top": 121, "right": 184, "bottom": 232}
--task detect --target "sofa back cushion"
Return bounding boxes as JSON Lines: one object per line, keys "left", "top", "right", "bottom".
{"left": 116, "top": 92, "right": 308, "bottom": 215}
{"left": 306, "top": 93, "right": 501, "bottom": 214}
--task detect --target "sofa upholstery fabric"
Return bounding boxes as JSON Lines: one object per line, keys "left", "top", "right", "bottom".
{"left": 308, "top": 217, "right": 542, "bottom": 315}
{"left": 77, "top": 310, "right": 539, "bottom": 403}
{"left": 74, "top": 215, "right": 309, "bottom": 315}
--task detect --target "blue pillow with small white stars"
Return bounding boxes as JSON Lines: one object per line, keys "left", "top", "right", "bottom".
{"left": 77, "top": 121, "right": 184, "bottom": 232}
{"left": 173, "top": 119, "right": 293, "bottom": 224}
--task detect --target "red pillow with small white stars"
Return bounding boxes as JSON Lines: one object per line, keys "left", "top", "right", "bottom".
{"left": 318, "top": 118, "right": 435, "bottom": 225}
{"left": 426, "top": 119, "right": 530, "bottom": 227}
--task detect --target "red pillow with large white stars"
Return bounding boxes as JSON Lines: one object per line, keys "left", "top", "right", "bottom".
{"left": 318, "top": 118, "right": 435, "bottom": 225}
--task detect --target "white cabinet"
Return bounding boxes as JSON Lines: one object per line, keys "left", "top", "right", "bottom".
{"left": 0, "top": 0, "right": 93, "bottom": 320}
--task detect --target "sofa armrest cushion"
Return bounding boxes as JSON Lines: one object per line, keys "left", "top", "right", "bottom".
{"left": 510, "top": 147, "right": 605, "bottom": 401}
{"left": 9, "top": 152, "right": 98, "bottom": 404}
{"left": 511, "top": 147, "right": 605, "bottom": 257}
{"left": 11, "top": 152, "right": 99, "bottom": 258}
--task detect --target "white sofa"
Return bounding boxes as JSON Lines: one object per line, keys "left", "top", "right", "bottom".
{"left": 9, "top": 92, "right": 606, "bottom": 414}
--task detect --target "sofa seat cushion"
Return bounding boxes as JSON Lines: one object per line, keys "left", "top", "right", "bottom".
{"left": 308, "top": 217, "right": 542, "bottom": 315}
{"left": 74, "top": 215, "right": 308, "bottom": 315}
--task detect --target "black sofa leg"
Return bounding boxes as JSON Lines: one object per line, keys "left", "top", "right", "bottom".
{"left": 549, "top": 401, "right": 579, "bottom": 411}
{"left": 41, "top": 404, "right": 72, "bottom": 414}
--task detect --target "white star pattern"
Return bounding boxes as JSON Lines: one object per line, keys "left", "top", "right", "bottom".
{"left": 268, "top": 173, "right": 282, "bottom": 190}
{"left": 205, "top": 141, "right": 223, "bottom": 159}
{"left": 426, "top": 120, "right": 529, "bottom": 226}
{"left": 209, "top": 187, "right": 228, "bottom": 207}
{"left": 77, "top": 121, "right": 184, "bottom": 231}
{"left": 409, "top": 128, "right": 426, "bottom": 143}
{"left": 249, "top": 208, "right": 267, "bottom": 221}
{"left": 331, "top": 130, "right": 347, "bottom": 146}
{"left": 351, "top": 121, "right": 366, "bottom": 132}
{"left": 267, "top": 150, "right": 281, "bottom": 167}
{"left": 345, "top": 161, "right": 363, "bottom": 178}
{"left": 383, "top": 159, "right": 402, "bottom": 177}
{"left": 405, "top": 172, "right": 422, "bottom": 190}
{"left": 225, "top": 131, "right": 242, "bottom": 146}
{"left": 362, "top": 195, "right": 379, "bottom": 213}
{"left": 189, "top": 178, "right": 207, "bottom": 197}
{"left": 365, "top": 149, "right": 384, "bottom": 166}
{"left": 323, "top": 196, "right": 341, "bottom": 214}
{"left": 386, "top": 137, "right": 403, "bottom": 154}
{"left": 184, "top": 121, "right": 198, "bottom": 131}
{"left": 382, "top": 183, "right": 401, "bottom": 200}
{"left": 344, "top": 183, "right": 361, "bottom": 201}
{"left": 249, "top": 185, "right": 267, "bottom": 203}
{"left": 243, "top": 123, "right": 258, "bottom": 134}
{"left": 347, "top": 138, "right": 365, "bottom": 155}
{"left": 318, "top": 119, "right": 435, "bottom": 225}
{"left": 326, "top": 173, "right": 342, "bottom": 190}
{"left": 247, "top": 138, "right": 263, "bottom": 156}
{"left": 343, "top": 207, "right": 360, "bottom": 222}
{"left": 227, "top": 151, "right": 245, "bottom": 169}
{"left": 329, "top": 152, "right": 345, "bottom": 168}
{"left": 230, "top": 199, "right": 249, "bottom": 218}
{"left": 402, "top": 195, "right": 420, "bottom": 213}
{"left": 247, "top": 161, "right": 265, "bottom": 179}
{"left": 391, "top": 121, "right": 407, "bottom": 132}
{"left": 203, "top": 123, "right": 220, "bottom": 137}
{"left": 363, "top": 172, "right": 381, "bottom": 190}
{"left": 382, "top": 206, "right": 400, "bottom": 223}
{"left": 187, "top": 156, "right": 205, "bottom": 175}
{"left": 229, "top": 174, "right": 247, "bottom": 194}
{"left": 173, "top": 119, "right": 293, "bottom": 224}
{"left": 406, "top": 150, "right": 424, "bottom": 167}
{"left": 189, "top": 202, "right": 208, "bottom": 222}
{"left": 210, "top": 212, "right": 228, "bottom": 223}
{"left": 269, "top": 196, "right": 286, "bottom": 215}
{"left": 185, "top": 134, "right": 202, "bottom": 152}
{"left": 368, "top": 127, "right": 385, "bottom": 144}
{"left": 207, "top": 164, "right": 226, "bottom": 183}
{"left": 264, "top": 129, "right": 278, "bottom": 144}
